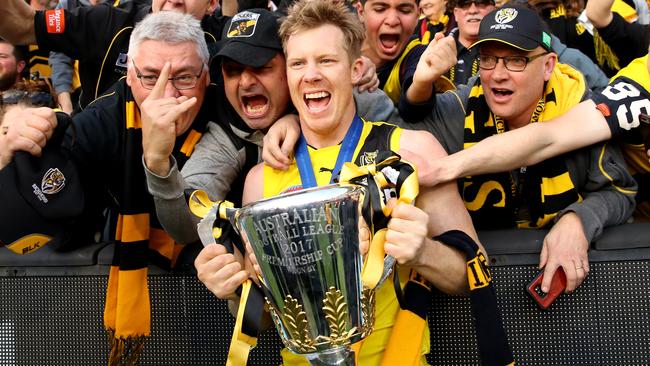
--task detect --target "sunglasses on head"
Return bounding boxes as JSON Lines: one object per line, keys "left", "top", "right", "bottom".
{"left": 456, "top": 0, "right": 495, "bottom": 8}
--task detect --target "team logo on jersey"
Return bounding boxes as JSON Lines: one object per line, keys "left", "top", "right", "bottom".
{"left": 491, "top": 8, "right": 517, "bottom": 30}
{"left": 45, "top": 9, "right": 65, "bottom": 34}
{"left": 227, "top": 11, "right": 260, "bottom": 38}
{"left": 41, "top": 168, "right": 66, "bottom": 195}
{"left": 360, "top": 151, "right": 378, "bottom": 166}
{"left": 595, "top": 103, "right": 611, "bottom": 117}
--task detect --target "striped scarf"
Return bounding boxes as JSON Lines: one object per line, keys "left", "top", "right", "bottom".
{"left": 104, "top": 86, "right": 209, "bottom": 365}
{"left": 461, "top": 63, "right": 587, "bottom": 230}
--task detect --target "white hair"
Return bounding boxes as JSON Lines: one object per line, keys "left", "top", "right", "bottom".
{"left": 128, "top": 12, "right": 209, "bottom": 64}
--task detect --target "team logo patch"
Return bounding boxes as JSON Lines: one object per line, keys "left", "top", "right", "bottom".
{"left": 491, "top": 8, "right": 517, "bottom": 30}
{"left": 45, "top": 9, "right": 65, "bottom": 34}
{"left": 360, "top": 151, "right": 378, "bottom": 166}
{"left": 542, "top": 32, "right": 552, "bottom": 49}
{"left": 41, "top": 168, "right": 66, "bottom": 195}
{"left": 227, "top": 11, "right": 260, "bottom": 38}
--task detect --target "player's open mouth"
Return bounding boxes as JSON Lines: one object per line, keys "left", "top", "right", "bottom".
{"left": 304, "top": 91, "right": 331, "bottom": 114}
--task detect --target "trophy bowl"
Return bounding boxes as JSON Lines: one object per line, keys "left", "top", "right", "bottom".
{"left": 233, "top": 183, "right": 374, "bottom": 365}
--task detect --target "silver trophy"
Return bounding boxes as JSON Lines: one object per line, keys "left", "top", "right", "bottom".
{"left": 197, "top": 184, "right": 384, "bottom": 365}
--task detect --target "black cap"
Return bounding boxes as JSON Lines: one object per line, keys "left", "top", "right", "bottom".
{"left": 0, "top": 113, "right": 85, "bottom": 254}
{"left": 216, "top": 9, "right": 283, "bottom": 68}
{"left": 470, "top": 6, "right": 553, "bottom": 52}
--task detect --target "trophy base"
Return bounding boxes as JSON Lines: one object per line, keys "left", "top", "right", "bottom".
{"left": 305, "top": 347, "right": 356, "bottom": 366}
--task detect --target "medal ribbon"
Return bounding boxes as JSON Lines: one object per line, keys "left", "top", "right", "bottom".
{"left": 296, "top": 115, "right": 363, "bottom": 188}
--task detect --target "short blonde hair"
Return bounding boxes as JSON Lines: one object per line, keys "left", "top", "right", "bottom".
{"left": 279, "top": 0, "right": 365, "bottom": 61}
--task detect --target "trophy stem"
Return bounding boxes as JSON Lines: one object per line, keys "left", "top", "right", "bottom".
{"left": 305, "top": 347, "right": 356, "bottom": 366}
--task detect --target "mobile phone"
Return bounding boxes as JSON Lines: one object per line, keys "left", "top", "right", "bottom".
{"left": 526, "top": 268, "right": 567, "bottom": 310}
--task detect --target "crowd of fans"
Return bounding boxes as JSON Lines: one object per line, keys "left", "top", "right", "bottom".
{"left": 0, "top": 0, "right": 648, "bottom": 364}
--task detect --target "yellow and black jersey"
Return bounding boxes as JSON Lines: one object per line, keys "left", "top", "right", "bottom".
{"left": 263, "top": 121, "right": 401, "bottom": 197}
{"left": 262, "top": 119, "right": 431, "bottom": 366}
{"left": 592, "top": 55, "right": 650, "bottom": 175}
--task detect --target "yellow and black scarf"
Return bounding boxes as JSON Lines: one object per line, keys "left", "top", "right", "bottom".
{"left": 104, "top": 87, "right": 208, "bottom": 365}
{"left": 461, "top": 63, "right": 587, "bottom": 230}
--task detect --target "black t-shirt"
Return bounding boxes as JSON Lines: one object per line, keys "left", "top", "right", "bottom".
{"left": 34, "top": 2, "right": 226, "bottom": 108}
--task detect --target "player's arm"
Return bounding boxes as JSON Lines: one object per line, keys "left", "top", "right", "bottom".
{"left": 0, "top": 0, "right": 36, "bottom": 45}
{"left": 393, "top": 129, "right": 484, "bottom": 295}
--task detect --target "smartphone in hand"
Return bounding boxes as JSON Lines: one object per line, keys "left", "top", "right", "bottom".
{"left": 526, "top": 268, "right": 567, "bottom": 310}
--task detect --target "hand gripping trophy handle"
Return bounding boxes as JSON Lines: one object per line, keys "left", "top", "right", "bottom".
{"left": 189, "top": 151, "right": 419, "bottom": 366}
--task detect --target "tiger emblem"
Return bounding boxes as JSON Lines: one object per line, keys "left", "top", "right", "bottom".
{"left": 41, "top": 168, "right": 66, "bottom": 195}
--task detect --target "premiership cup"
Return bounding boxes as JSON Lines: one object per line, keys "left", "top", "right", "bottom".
{"left": 229, "top": 184, "right": 375, "bottom": 365}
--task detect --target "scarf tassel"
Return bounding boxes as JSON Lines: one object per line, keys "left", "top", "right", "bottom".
{"left": 107, "top": 330, "right": 146, "bottom": 366}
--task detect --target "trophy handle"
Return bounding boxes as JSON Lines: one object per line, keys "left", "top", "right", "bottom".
{"left": 189, "top": 190, "right": 240, "bottom": 249}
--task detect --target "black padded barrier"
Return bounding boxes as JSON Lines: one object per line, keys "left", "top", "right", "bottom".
{"left": 0, "top": 225, "right": 648, "bottom": 365}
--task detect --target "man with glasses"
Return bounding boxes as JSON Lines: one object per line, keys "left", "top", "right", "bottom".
{"left": 0, "top": 0, "right": 234, "bottom": 109}
{"left": 406, "top": 6, "right": 637, "bottom": 294}
{"left": 0, "top": 12, "right": 216, "bottom": 362}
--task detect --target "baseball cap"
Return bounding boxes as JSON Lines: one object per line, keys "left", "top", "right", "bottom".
{"left": 470, "top": 6, "right": 553, "bottom": 52}
{"left": 216, "top": 9, "right": 283, "bottom": 68}
{"left": 0, "top": 112, "right": 85, "bottom": 254}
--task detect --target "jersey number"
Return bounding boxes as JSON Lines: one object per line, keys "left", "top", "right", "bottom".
{"left": 602, "top": 82, "right": 650, "bottom": 131}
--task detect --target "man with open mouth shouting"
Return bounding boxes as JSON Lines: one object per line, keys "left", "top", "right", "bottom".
{"left": 144, "top": 8, "right": 401, "bottom": 246}
{"left": 407, "top": 5, "right": 636, "bottom": 294}
{"left": 355, "top": 0, "right": 455, "bottom": 120}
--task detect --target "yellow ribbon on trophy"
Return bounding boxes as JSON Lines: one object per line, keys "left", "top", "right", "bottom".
{"left": 189, "top": 191, "right": 262, "bottom": 366}
{"left": 338, "top": 151, "right": 419, "bottom": 290}
{"left": 338, "top": 151, "right": 428, "bottom": 366}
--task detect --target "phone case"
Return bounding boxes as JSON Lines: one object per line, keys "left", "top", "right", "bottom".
{"left": 526, "top": 268, "right": 567, "bottom": 310}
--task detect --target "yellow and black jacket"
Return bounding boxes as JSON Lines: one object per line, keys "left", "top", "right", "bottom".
{"left": 419, "top": 62, "right": 637, "bottom": 241}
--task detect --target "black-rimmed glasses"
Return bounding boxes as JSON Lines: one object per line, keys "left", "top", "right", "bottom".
{"left": 132, "top": 60, "right": 204, "bottom": 90}
{"left": 478, "top": 52, "right": 550, "bottom": 72}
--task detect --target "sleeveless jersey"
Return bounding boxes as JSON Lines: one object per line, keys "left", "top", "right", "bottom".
{"left": 263, "top": 120, "right": 431, "bottom": 366}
